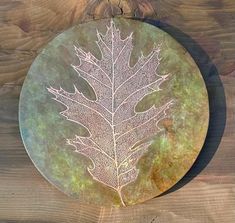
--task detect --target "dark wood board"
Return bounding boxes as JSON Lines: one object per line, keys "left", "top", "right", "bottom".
{"left": 0, "top": 0, "right": 235, "bottom": 222}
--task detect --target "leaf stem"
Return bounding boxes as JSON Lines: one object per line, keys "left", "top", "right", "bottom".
{"left": 117, "top": 188, "right": 126, "bottom": 207}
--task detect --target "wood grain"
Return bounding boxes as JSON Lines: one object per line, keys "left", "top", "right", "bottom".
{"left": 0, "top": 0, "right": 235, "bottom": 222}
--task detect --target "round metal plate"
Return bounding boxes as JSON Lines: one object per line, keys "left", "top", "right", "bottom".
{"left": 19, "top": 18, "right": 209, "bottom": 206}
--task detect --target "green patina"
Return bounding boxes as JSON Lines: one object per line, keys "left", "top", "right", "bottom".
{"left": 19, "top": 18, "right": 209, "bottom": 206}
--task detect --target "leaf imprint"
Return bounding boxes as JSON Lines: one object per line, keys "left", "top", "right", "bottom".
{"left": 47, "top": 20, "right": 174, "bottom": 206}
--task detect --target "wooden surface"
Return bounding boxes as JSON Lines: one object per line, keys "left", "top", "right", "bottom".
{"left": 0, "top": 0, "right": 235, "bottom": 222}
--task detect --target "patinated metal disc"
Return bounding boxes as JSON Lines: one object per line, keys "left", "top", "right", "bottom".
{"left": 19, "top": 18, "right": 209, "bottom": 206}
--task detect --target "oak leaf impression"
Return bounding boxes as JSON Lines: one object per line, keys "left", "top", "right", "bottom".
{"left": 47, "top": 20, "right": 174, "bottom": 206}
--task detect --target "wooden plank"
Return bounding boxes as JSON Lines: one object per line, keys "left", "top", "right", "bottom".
{"left": 0, "top": 0, "right": 235, "bottom": 222}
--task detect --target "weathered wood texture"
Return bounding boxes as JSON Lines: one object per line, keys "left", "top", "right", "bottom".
{"left": 0, "top": 0, "right": 235, "bottom": 222}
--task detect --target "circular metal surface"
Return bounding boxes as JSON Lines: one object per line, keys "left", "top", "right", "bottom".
{"left": 19, "top": 18, "right": 209, "bottom": 206}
